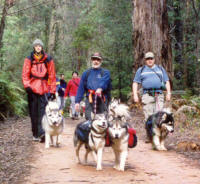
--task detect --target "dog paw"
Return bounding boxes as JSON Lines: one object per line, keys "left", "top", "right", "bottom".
{"left": 160, "top": 147, "right": 167, "bottom": 151}
{"left": 96, "top": 167, "right": 102, "bottom": 171}
{"left": 153, "top": 145, "right": 162, "bottom": 151}
{"left": 119, "top": 168, "right": 125, "bottom": 171}
{"left": 56, "top": 143, "right": 60, "bottom": 147}
{"left": 113, "top": 165, "right": 120, "bottom": 170}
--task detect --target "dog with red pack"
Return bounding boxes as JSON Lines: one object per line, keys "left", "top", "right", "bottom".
{"left": 107, "top": 99, "right": 137, "bottom": 171}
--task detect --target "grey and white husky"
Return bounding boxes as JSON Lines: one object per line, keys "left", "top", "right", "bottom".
{"left": 108, "top": 100, "right": 131, "bottom": 171}
{"left": 73, "top": 114, "right": 108, "bottom": 170}
{"left": 42, "top": 101, "right": 64, "bottom": 148}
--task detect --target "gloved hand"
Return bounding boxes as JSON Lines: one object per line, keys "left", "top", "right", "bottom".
{"left": 95, "top": 88, "right": 102, "bottom": 97}
{"left": 25, "top": 87, "right": 32, "bottom": 94}
{"left": 75, "top": 103, "right": 80, "bottom": 112}
{"left": 48, "top": 93, "right": 56, "bottom": 101}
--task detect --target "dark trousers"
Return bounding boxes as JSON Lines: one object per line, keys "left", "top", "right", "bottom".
{"left": 85, "top": 97, "right": 108, "bottom": 120}
{"left": 27, "top": 92, "right": 47, "bottom": 137}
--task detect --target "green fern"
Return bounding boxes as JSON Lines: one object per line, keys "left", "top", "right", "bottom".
{"left": 0, "top": 72, "right": 27, "bottom": 121}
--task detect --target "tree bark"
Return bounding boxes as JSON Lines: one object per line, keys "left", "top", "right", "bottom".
{"left": 47, "top": 0, "right": 59, "bottom": 56}
{"left": 0, "top": 0, "right": 8, "bottom": 50}
{"left": 132, "top": 0, "right": 172, "bottom": 78}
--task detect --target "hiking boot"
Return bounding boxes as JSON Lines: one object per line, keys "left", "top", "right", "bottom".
{"left": 145, "top": 138, "right": 151, "bottom": 144}
{"left": 32, "top": 136, "right": 41, "bottom": 142}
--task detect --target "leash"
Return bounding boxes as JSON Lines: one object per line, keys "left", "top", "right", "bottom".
{"left": 44, "top": 93, "right": 49, "bottom": 104}
{"left": 155, "top": 93, "right": 160, "bottom": 112}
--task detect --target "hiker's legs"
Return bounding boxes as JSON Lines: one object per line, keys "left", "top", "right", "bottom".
{"left": 85, "top": 98, "right": 93, "bottom": 121}
{"left": 142, "top": 93, "right": 155, "bottom": 121}
{"left": 155, "top": 94, "right": 164, "bottom": 112}
{"left": 70, "top": 96, "right": 76, "bottom": 117}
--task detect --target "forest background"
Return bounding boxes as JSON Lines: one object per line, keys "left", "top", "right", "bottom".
{"left": 0, "top": 0, "right": 200, "bottom": 120}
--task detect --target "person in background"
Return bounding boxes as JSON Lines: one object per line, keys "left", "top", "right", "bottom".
{"left": 75, "top": 52, "right": 111, "bottom": 121}
{"left": 57, "top": 74, "right": 67, "bottom": 111}
{"left": 22, "top": 39, "right": 56, "bottom": 142}
{"left": 64, "top": 71, "right": 80, "bottom": 119}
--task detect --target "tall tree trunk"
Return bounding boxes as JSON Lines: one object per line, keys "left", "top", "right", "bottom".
{"left": 47, "top": 0, "right": 59, "bottom": 56}
{"left": 132, "top": 0, "right": 172, "bottom": 78}
{"left": 0, "top": 0, "right": 7, "bottom": 50}
{"left": 191, "top": 0, "right": 200, "bottom": 87}
{"left": 182, "top": 0, "right": 190, "bottom": 88}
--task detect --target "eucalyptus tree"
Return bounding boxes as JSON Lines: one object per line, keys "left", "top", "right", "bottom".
{"left": 132, "top": 0, "right": 172, "bottom": 79}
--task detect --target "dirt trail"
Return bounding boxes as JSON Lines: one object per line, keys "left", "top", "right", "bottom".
{"left": 24, "top": 118, "right": 200, "bottom": 184}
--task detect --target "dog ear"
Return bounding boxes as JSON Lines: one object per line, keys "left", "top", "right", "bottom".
{"left": 121, "top": 115, "right": 126, "bottom": 122}
{"left": 109, "top": 109, "right": 116, "bottom": 116}
{"left": 108, "top": 115, "right": 114, "bottom": 122}
{"left": 161, "top": 113, "right": 167, "bottom": 121}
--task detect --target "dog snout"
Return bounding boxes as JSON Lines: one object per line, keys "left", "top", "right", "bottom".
{"left": 115, "top": 134, "right": 119, "bottom": 139}
{"left": 170, "top": 129, "right": 174, "bottom": 133}
{"left": 53, "top": 121, "right": 57, "bottom": 125}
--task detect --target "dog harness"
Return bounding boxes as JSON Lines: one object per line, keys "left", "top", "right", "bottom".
{"left": 89, "top": 123, "right": 107, "bottom": 150}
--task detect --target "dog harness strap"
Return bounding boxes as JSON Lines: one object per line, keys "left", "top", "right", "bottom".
{"left": 91, "top": 126, "right": 106, "bottom": 135}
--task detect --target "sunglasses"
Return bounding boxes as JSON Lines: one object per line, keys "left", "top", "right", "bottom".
{"left": 92, "top": 58, "right": 101, "bottom": 61}
{"left": 146, "top": 57, "right": 154, "bottom": 60}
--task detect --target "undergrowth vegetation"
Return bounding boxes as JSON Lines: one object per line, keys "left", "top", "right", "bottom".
{"left": 0, "top": 72, "right": 27, "bottom": 121}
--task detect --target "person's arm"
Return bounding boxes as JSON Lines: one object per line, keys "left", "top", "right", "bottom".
{"left": 22, "top": 58, "right": 31, "bottom": 89}
{"left": 132, "top": 67, "right": 143, "bottom": 103}
{"left": 47, "top": 58, "right": 56, "bottom": 94}
{"left": 165, "top": 81, "right": 171, "bottom": 101}
{"left": 75, "top": 72, "right": 86, "bottom": 104}
{"left": 64, "top": 81, "right": 70, "bottom": 98}
{"left": 132, "top": 82, "right": 139, "bottom": 103}
{"left": 161, "top": 67, "right": 171, "bottom": 101}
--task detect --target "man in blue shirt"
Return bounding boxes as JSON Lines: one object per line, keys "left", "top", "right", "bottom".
{"left": 75, "top": 52, "right": 111, "bottom": 120}
{"left": 132, "top": 52, "right": 171, "bottom": 122}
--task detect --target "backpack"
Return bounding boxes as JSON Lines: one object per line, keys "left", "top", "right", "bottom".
{"left": 84, "top": 68, "right": 112, "bottom": 103}
{"left": 75, "top": 121, "right": 91, "bottom": 143}
{"left": 28, "top": 54, "right": 52, "bottom": 80}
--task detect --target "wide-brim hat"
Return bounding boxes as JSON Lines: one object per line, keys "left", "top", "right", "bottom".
{"left": 91, "top": 52, "right": 102, "bottom": 60}
{"left": 145, "top": 52, "right": 154, "bottom": 59}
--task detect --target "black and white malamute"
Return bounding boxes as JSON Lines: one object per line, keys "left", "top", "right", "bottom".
{"left": 42, "top": 101, "right": 64, "bottom": 148}
{"left": 73, "top": 114, "right": 108, "bottom": 170}
{"left": 145, "top": 110, "right": 174, "bottom": 151}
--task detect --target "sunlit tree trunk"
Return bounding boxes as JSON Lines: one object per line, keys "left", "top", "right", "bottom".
{"left": 132, "top": 0, "right": 172, "bottom": 79}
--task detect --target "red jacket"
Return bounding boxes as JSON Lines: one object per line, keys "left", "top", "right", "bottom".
{"left": 64, "top": 78, "right": 80, "bottom": 97}
{"left": 22, "top": 52, "right": 56, "bottom": 95}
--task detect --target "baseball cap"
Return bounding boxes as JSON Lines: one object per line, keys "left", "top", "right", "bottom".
{"left": 91, "top": 52, "right": 102, "bottom": 60}
{"left": 145, "top": 52, "right": 154, "bottom": 59}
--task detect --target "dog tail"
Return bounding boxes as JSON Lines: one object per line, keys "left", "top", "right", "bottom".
{"left": 73, "top": 130, "right": 78, "bottom": 147}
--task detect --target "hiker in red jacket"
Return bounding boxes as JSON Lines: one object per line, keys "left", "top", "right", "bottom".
{"left": 64, "top": 71, "right": 80, "bottom": 119}
{"left": 22, "top": 39, "right": 56, "bottom": 142}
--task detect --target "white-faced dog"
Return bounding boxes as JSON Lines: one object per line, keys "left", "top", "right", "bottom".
{"left": 108, "top": 119, "right": 130, "bottom": 171}
{"left": 42, "top": 101, "right": 64, "bottom": 148}
{"left": 73, "top": 114, "right": 108, "bottom": 170}
{"left": 108, "top": 100, "right": 131, "bottom": 171}
{"left": 145, "top": 109, "right": 174, "bottom": 151}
